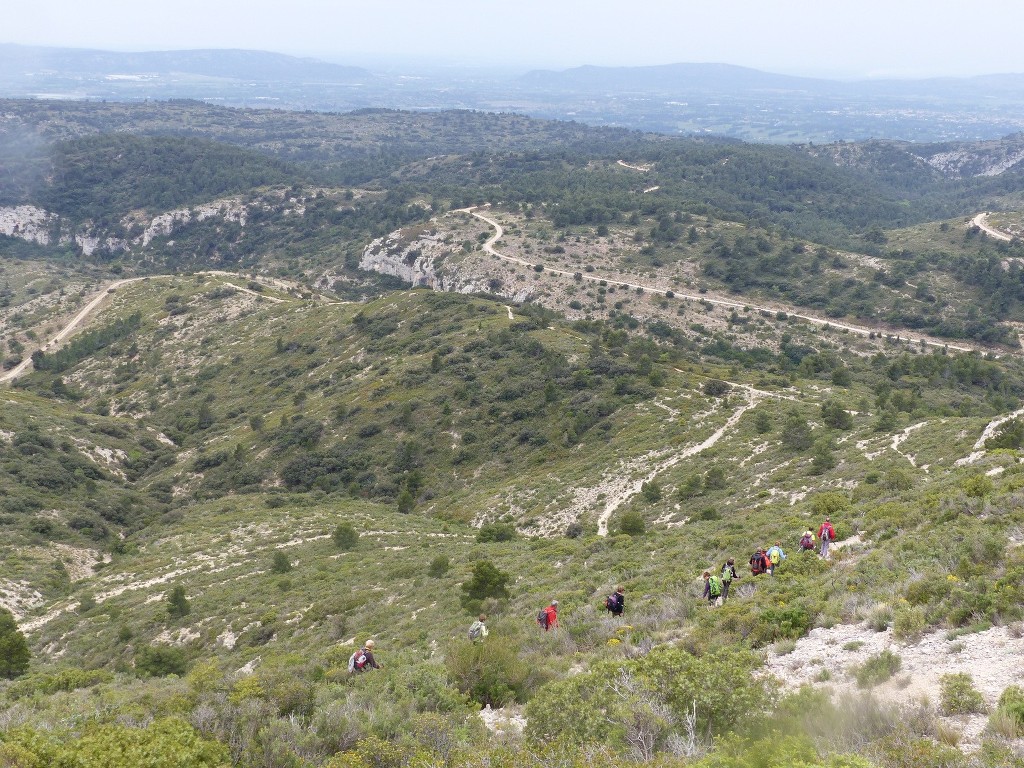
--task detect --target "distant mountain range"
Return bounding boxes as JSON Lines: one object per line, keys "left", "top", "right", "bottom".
{"left": 3, "top": 44, "right": 1024, "bottom": 143}
{"left": 0, "top": 43, "right": 370, "bottom": 83}
{"left": 519, "top": 61, "right": 1024, "bottom": 99}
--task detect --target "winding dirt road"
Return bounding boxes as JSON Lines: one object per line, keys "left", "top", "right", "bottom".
{"left": 469, "top": 208, "right": 982, "bottom": 355}
{"left": 971, "top": 212, "right": 1013, "bottom": 242}
{"left": 0, "top": 272, "right": 302, "bottom": 386}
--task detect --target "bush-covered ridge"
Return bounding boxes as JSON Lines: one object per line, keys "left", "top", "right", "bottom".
{"left": 2, "top": 275, "right": 1024, "bottom": 766}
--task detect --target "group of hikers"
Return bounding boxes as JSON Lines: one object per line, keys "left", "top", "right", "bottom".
{"left": 703, "top": 517, "right": 837, "bottom": 605}
{"left": 350, "top": 520, "right": 838, "bottom": 670}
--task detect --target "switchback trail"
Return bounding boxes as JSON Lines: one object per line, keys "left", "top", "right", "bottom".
{"left": 595, "top": 391, "right": 760, "bottom": 536}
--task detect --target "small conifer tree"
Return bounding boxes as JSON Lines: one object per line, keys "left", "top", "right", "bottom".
{"left": 167, "top": 585, "right": 191, "bottom": 619}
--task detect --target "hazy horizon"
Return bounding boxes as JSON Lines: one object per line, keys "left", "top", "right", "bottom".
{"left": 6, "top": 0, "right": 1024, "bottom": 80}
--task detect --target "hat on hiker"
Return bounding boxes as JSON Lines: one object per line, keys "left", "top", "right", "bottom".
{"left": 551, "top": 600, "right": 559, "bottom": 606}
{"left": 365, "top": 639, "right": 375, "bottom": 648}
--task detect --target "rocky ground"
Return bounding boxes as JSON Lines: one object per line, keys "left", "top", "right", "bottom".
{"left": 766, "top": 620, "right": 1024, "bottom": 750}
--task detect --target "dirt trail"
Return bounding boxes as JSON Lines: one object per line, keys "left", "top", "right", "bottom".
{"left": 617, "top": 160, "right": 652, "bottom": 172}
{"left": 0, "top": 277, "right": 146, "bottom": 384}
{"left": 0, "top": 271, "right": 302, "bottom": 386}
{"left": 971, "top": 212, "right": 1013, "bottom": 242}
{"left": 467, "top": 209, "right": 983, "bottom": 356}
{"left": 595, "top": 392, "right": 760, "bottom": 536}
{"left": 955, "top": 405, "right": 1024, "bottom": 466}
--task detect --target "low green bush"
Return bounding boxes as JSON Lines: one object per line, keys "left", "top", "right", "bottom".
{"left": 136, "top": 645, "right": 188, "bottom": 677}
{"left": 332, "top": 522, "right": 359, "bottom": 550}
{"left": 854, "top": 650, "right": 901, "bottom": 688}
{"left": 445, "top": 638, "right": 535, "bottom": 707}
{"left": 939, "top": 673, "right": 986, "bottom": 715}
{"left": 995, "top": 685, "right": 1024, "bottom": 730}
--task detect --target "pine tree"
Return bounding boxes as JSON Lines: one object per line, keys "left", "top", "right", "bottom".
{"left": 167, "top": 585, "right": 191, "bottom": 619}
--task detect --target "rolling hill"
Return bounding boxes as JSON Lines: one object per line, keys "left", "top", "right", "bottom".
{"left": 2, "top": 103, "right": 1024, "bottom": 767}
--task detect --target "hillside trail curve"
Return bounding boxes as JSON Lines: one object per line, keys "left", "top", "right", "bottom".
{"left": 971, "top": 211, "right": 1013, "bottom": 242}
{"left": 0, "top": 271, "right": 302, "bottom": 386}
{"left": 468, "top": 207, "right": 986, "bottom": 356}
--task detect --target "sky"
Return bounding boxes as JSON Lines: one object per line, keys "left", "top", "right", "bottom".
{"left": 6, "top": 0, "right": 1024, "bottom": 79}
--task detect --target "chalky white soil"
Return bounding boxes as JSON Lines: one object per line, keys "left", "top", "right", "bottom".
{"left": 766, "top": 621, "right": 1024, "bottom": 749}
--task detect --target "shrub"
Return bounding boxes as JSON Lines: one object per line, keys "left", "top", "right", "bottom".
{"left": 136, "top": 645, "right": 187, "bottom": 677}
{"left": 0, "top": 607, "right": 30, "bottom": 678}
{"left": 939, "top": 673, "right": 986, "bottom": 715}
{"left": 780, "top": 410, "right": 813, "bottom": 451}
{"left": 704, "top": 466, "right": 727, "bottom": 490}
{"left": 166, "top": 585, "right": 191, "bottom": 619}
{"left": 525, "top": 646, "right": 767, "bottom": 749}
{"left": 996, "top": 685, "right": 1024, "bottom": 728}
{"left": 619, "top": 511, "right": 646, "bottom": 536}
{"left": 332, "top": 522, "right": 359, "bottom": 550}
{"left": 271, "top": 550, "right": 292, "bottom": 574}
{"left": 750, "top": 604, "right": 812, "bottom": 645}
{"left": 854, "top": 650, "right": 901, "bottom": 688}
{"left": 961, "top": 475, "right": 993, "bottom": 499}
{"left": 821, "top": 400, "right": 853, "bottom": 430}
{"left": 868, "top": 605, "right": 893, "bottom": 632}
{"left": 810, "top": 492, "right": 850, "bottom": 518}
{"left": 893, "top": 605, "right": 927, "bottom": 640}
{"left": 640, "top": 481, "right": 662, "bottom": 503}
{"left": 460, "top": 560, "right": 510, "bottom": 613}
{"left": 0, "top": 718, "right": 228, "bottom": 767}
{"left": 703, "top": 379, "right": 731, "bottom": 397}
{"left": 882, "top": 468, "right": 915, "bottom": 492}
{"left": 428, "top": 555, "right": 450, "bottom": 578}
{"left": 446, "top": 639, "right": 534, "bottom": 707}
{"left": 477, "top": 522, "right": 517, "bottom": 542}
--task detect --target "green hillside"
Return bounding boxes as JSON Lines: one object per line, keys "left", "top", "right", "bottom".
{"left": 3, "top": 103, "right": 1024, "bottom": 767}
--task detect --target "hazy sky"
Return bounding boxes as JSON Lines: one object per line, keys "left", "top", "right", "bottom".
{"left": 7, "top": 0, "right": 1024, "bottom": 78}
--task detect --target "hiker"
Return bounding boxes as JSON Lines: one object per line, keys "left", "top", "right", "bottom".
{"left": 348, "top": 639, "right": 380, "bottom": 673}
{"left": 766, "top": 541, "right": 787, "bottom": 575}
{"left": 702, "top": 570, "right": 723, "bottom": 606}
{"left": 749, "top": 548, "right": 769, "bottom": 576}
{"left": 538, "top": 600, "right": 558, "bottom": 631}
{"left": 604, "top": 586, "right": 625, "bottom": 617}
{"left": 720, "top": 558, "right": 738, "bottom": 600}
{"left": 468, "top": 614, "right": 489, "bottom": 643}
{"left": 818, "top": 517, "right": 837, "bottom": 559}
{"left": 799, "top": 530, "right": 815, "bottom": 553}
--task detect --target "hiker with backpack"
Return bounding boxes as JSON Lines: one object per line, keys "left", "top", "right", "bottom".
{"left": 818, "top": 517, "right": 836, "bottom": 559}
{"left": 348, "top": 639, "right": 380, "bottom": 673}
{"left": 749, "top": 548, "right": 769, "bottom": 576}
{"left": 538, "top": 600, "right": 558, "bottom": 631}
{"left": 468, "top": 614, "right": 489, "bottom": 643}
{"left": 720, "top": 558, "right": 738, "bottom": 601}
{"left": 799, "top": 530, "right": 815, "bottom": 553}
{"left": 766, "top": 541, "right": 787, "bottom": 576}
{"left": 604, "top": 586, "right": 625, "bottom": 617}
{"left": 702, "top": 570, "right": 723, "bottom": 606}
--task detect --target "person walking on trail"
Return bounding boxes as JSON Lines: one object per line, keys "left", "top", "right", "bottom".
{"left": 468, "top": 614, "right": 489, "bottom": 643}
{"left": 818, "top": 517, "right": 836, "bottom": 559}
{"left": 720, "top": 558, "right": 738, "bottom": 601}
{"left": 702, "top": 570, "right": 723, "bottom": 606}
{"left": 604, "top": 586, "right": 625, "bottom": 617}
{"left": 799, "top": 530, "right": 815, "bottom": 553}
{"left": 348, "top": 639, "right": 381, "bottom": 673}
{"left": 766, "top": 541, "right": 787, "bottom": 576}
{"left": 749, "top": 548, "right": 769, "bottom": 576}
{"left": 538, "top": 600, "right": 559, "bottom": 631}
